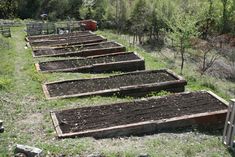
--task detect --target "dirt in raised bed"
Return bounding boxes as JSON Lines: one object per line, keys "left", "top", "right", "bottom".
{"left": 31, "top": 35, "right": 105, "bottom": 47}
{"left": 39, "top": 53, "right": 141, "bottom": 71}
{"left": 54, "top": 91, "right": 227, "bottom": 134}
{"left": 34, "top": 42, "right": 121, "bottom": 56}
{"left": 29, "top": 31, "right": 92, "bottom": 41}
{"left": 46, "top": 70, "right": 177, "bottom": 97}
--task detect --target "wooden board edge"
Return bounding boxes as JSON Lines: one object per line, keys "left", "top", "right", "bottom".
{"left": 35, "top": 63, "right": 41, "bottom": 72}
{"left": 206, "top": 90, "right": 229, "bottom": 106}
{"left": 42, "top": 84, "right": 52, "bottom": 100}
{"left": 50, "top": 112, "right": 63, "bottom": 138}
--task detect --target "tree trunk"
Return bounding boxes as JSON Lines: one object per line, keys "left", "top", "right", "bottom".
{"left": 180, "top": 40, "right": 185, "bottom": 74}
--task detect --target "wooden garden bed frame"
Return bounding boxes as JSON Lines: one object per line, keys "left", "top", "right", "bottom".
{"left": 30, "top": 35, "right": 107, "bottom": 48}
{"left": 26, "top": 31, "right": 93, "bottom": 42}
{"left": 35, "top": 52, "right": 145, "bottom": 73}
{"left": 27, "top": 31, "right": 94, "bottom": 43}
{"left": 32, "top": 41, "right": 126, "bottom": 58}
{"left": 50, "top": 91, "right": 228, "bottom": 138}
{"left": 42, "top": 69, "right": 187, "bottom": 100}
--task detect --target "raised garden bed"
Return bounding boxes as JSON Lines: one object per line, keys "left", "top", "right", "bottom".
{"left": 31, "top": 35, "right": 107, "bottom": 48}
{"left": 36, "top": 52, "right": 145, "bottom": 73}
{"left": 43, "top": 69, "right": 187, "bottom": 99}
{"left": 29, "top": 34, "right": 98, "bottom": 46}
{"left": 27, "top": 31, "right": 92, "bottom": 41}
{"left": 50, "top": 91, "right": 228, "bottom": 138}
{"left": 32, "top": 41, "right": 126, "bottom": 57}
{"left": 28, "top": 31, "right": 94, "bottom": 43}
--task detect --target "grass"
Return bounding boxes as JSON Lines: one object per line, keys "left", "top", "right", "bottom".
{"left": 0, "top": 26, "right": 234, "bottom": 156}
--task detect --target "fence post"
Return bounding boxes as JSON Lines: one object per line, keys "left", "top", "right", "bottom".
{"left": 223, "top": 99, "right": 235, "bottom": 151}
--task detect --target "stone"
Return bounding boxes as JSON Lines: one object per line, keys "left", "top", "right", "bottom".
{"left": 0, "top": 126, "right": 4, "bottom": 133}
{"left": 87, "top": 154, "right": 104, "bottom": 157}
{"left": 15, "top": 153, "right": 27, "bottom": 157}
{"left": 15, "top": 144, "right": 43, "bottom": 157}
{"left": 138, "top": 153, "right": 150, "bottom": 157}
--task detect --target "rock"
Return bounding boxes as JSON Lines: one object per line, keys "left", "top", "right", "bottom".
{"left": 0, "top": 120, "right": 3, "bottom": 126}
{"left": 0, "top": 126, "right": 4, "bottom": 133}
{"left": 15, "top": 144, "right": 43, "bottom": 157}
{"left": 87, "top": 154, "right": 104, "bottom": 157}
{"left": 15, "top": 153, "right": 27, "bottom": 157}
{"left": 138, "top": 153, "right": 150, "bottom": 157}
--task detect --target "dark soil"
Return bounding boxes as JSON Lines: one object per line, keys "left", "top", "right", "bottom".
{"left": 31, "top": 35, "right": 105, "bottom": 47}
{"left": 39, "top": 52, "right": 141, "bottom": 71}
{"left": 34, "top": 42, "right": 122, "bottom": 57}
{"left": 54, "top": 91, "right": 227, "bottom": 134}
{"left": 46, "top": 70, "right": 178, "bottom": 97}
{"left": 30, "top": 34, "right": 96, "bottom": 43}
{"left": 28, "top": 31, "right": 92, "bottom": 41}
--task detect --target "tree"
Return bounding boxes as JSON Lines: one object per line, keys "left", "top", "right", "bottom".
{"left": 221, "top": 0, "right": 230, "bottom": 33}
{"left": 130, "top": 0, "right": 149, "bottom": 44}
{"left": 0, "top": 0, "right": 18, "bottom": 19}
{"left": 167, "top": 10, "right": 200, "bottom": 74}
{"left": 116, "top": 0, "right": 128, "bottom": 33}
{"left": 192, "top": 39, "right": 220, "bottom": 75}
{"left": 199, "top": 0, "right": 216, "bottom": 39}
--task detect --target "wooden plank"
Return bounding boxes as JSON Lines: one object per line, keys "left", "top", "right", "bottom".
{"left": 223, "top": 103, "right": 232, "bottom": 145}
{"left": 226, "top": 102, "right": 235, "bottom": 146}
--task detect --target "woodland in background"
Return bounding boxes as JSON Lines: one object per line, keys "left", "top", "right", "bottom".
{"left": 1, "top": 0, "right": 235, "bottom": 74}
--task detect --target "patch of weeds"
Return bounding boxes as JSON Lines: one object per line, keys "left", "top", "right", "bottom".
{"left": 185, "top": 74, "right": 197, "bottom": 83}
{"left": 183, "top": 147, "right": 196, "bottom": 157}
{"left": 200, "top": 80, "right": 217, "bottom": 92}
{"left": 0, "top": 77, "right": 12, "bottom": 90}
{"left": 147, "top": 90, "right": 171, "bottom": 97}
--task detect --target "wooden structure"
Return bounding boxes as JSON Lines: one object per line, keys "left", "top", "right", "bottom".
{"left": 0, "top": 26, "right": 11, "bottom": 37}
{"left": 35, "top": 52, "right": 145, "bottom": 73}
{"left": 26, "top": 22, "right": 56, "bottom": 36}
{"left": 42, "top": 69, "right": 187, "bottom": 100}
{"left": 223, "top": 99, "right": 235, "bottom": 151}
{"left": 30, "top": 35, "right": 106, "bottom": 48}
{"left": 80, "top": 20, "right": 97, "bottom": 31}
{"left": 55, "top": 21, "right": 81, "bottom": 34}
{"left": 50, "top": 91, "right": 228, "bottom": 138}
{"left": 27, "top": 31, "right": 93, "bottom": 43}
{"left": 32, "top": 41, "right": 126, "bottom": 58}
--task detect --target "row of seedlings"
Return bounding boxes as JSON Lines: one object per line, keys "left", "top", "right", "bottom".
{"left": 28, "top": 29, "right": 229, "bottom": 139}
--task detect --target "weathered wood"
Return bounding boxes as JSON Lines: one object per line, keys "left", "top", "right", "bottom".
{"left": 50, "top": 91, "right": 228, "bottom": 138}
{"left": 28, "top": 31, "right": 92, "bottom": 41}
{"left": 30, "top": 35, "right": 107, "bottom": 48}
{"left": 223, "top": 99, "right": 235, "bottom": 151}
{"left": 32, "top": 41, "right": 126, "bottom": 58}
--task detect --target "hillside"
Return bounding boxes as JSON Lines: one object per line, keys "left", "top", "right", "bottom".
{"left": 0, "top": 26, "right": 234, "bottom": 156}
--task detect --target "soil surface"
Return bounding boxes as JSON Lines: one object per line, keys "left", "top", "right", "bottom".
{"left": 31, "top": 35, "right": 105, "bottom": 47}
{"left": 54, "top": 91, "right": 227, "bottom": 134}
{"left": 39, "top": 53, "right": 140, "bottom": 71}
{"left": 34, "top": 42, "right": 122, "bottom": 56}
{"left": 28, "top": 31, "right": 92, "bottom": 41}
{"left": 46, "top": 70, "right": 178, "bottom": 97}
{"left": 30, "top": 34, "right": 96, "bottom": 43}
